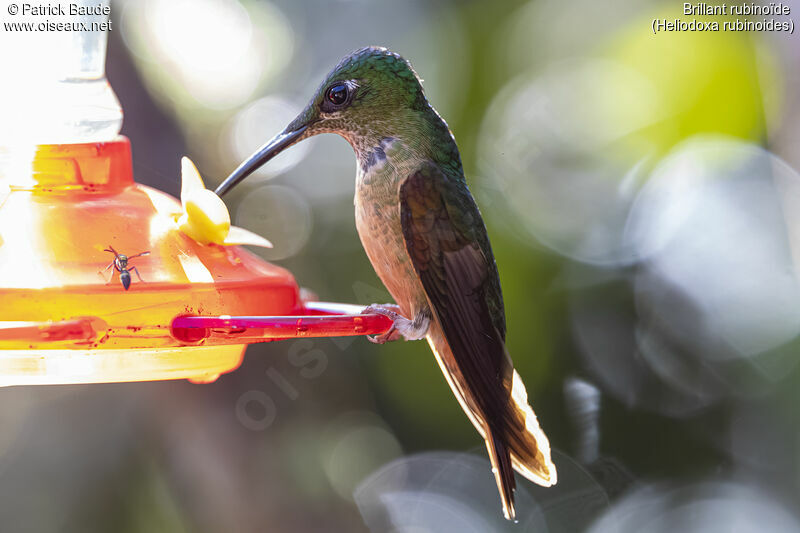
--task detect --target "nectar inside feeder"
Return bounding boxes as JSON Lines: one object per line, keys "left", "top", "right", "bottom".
{"left": 0, "top": 3, "right": 391, "bottom": 387}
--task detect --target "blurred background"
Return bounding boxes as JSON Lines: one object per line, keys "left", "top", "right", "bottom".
{"left": 2, "top": 0, "right": 800, "bottom": 531}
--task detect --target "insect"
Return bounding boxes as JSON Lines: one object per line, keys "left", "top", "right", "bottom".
{"left": 102, "top": 246, "right": 150, "bottom": 290}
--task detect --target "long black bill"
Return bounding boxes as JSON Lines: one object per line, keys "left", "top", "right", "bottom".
{"left": 215, "top": 124, "right": 308, "bottom": 197}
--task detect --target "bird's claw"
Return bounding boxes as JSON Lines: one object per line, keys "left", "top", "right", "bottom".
{"left": 362, "top": 304, "right": 402, "bottom": 319}
{"left": 362, "top": 303, "right": 429, "bottom": 343}
{"left": 363, "top": 304, "right": 403, "bottom": 343}
{"left": 367, "top": 327, "right": 404, "bottom": 344}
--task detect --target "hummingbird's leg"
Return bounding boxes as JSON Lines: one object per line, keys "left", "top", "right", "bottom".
{"left": 367, "top": 324, "right": 403, "bottom": 344}
{"left": 362, "top": 303, "right": 402, "bottom": 315}
{"left": 363, "top": 305, "right": 430, "bottom": 343}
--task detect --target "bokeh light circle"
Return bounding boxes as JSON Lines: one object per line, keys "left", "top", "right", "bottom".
{"left": 318, "top": 411, "right": 403, "bottom": 502}
{"left": 223, "top": 96, "right": 313, "bottom": 180}
{"left": 588, "top": 482, "right": 800, "bottom": 533}
{"left": 478, "top": 58, "right": 664, "bottom": 265}
{"left": 120, "top": 0, "right": 293, "bottom": 110}
{"left": 627, "top": 136, "right": 800, "bottom": 365}
{"left": 235, "top": 184, "right": 313, "bottom": 261}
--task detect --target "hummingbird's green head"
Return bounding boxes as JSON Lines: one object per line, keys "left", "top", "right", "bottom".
{"left": 288, "top": 46, "right": 427, "bottom": 141}
{"left": 215, "top": 47, "right": 432, "bottom": 196}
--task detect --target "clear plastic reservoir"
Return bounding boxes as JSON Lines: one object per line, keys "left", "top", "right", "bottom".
{"left": 0, "top": 0, "right": 122, "bottom": 145}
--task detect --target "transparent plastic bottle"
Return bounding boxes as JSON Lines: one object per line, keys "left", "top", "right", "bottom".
{"left": 0, "top": 0, "right": 122, "bottom": 146}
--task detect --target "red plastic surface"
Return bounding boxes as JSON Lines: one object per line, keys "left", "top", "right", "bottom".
{"left": 0, "top": 316, "right": 107, "bottom": 344}
{"left": 171, "top": 302, "right": 393, "bottom": 344}
{"left": 0, "top": 302, "right": 393, "bottom": 347}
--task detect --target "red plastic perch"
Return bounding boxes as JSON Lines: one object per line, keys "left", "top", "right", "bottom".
{"left": 170, "top": 301, "right": 393, "bottom": 344}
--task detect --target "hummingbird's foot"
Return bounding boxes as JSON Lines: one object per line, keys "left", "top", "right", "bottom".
{"left": 367, "top": 326, "right": 404, "bottom": 344}
{"left": 363, "top": 304, "right": 430, "bottom": 343}
{"left": 362, "top": 303, "right": 402, "bottom": 316}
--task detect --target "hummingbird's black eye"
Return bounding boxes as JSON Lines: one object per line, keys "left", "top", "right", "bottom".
{"left": 326, "top": 83, "right": 349, "bottom": 106}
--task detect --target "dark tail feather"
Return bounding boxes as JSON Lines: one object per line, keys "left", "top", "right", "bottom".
{"left": 484, "top": 424, "right": 517, "bottom": 521}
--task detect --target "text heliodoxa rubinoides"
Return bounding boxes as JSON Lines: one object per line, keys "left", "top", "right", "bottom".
{"left": 652, "top": 3, "right": 794, "bottom": 33}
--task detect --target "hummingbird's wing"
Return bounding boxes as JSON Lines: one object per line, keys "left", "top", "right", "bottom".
{"left": 399, "top": 162, "right": 556, "bottom": 519}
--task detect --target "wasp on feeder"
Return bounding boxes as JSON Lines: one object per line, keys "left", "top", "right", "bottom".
{"left": 102, "top": 246, "right": 149, "bottom": 290}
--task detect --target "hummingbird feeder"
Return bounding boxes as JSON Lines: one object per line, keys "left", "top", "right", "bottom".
{"left": 0, "top": 2, "right": 391, "bottom": 386}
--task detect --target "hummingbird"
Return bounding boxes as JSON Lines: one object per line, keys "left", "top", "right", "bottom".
{"left": 215, "top": 46, "right": 556, "bottom": 519}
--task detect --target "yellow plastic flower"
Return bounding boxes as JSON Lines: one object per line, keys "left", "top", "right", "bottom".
{"left": 176, "top": 157, "right": 272, "bottom": 248}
